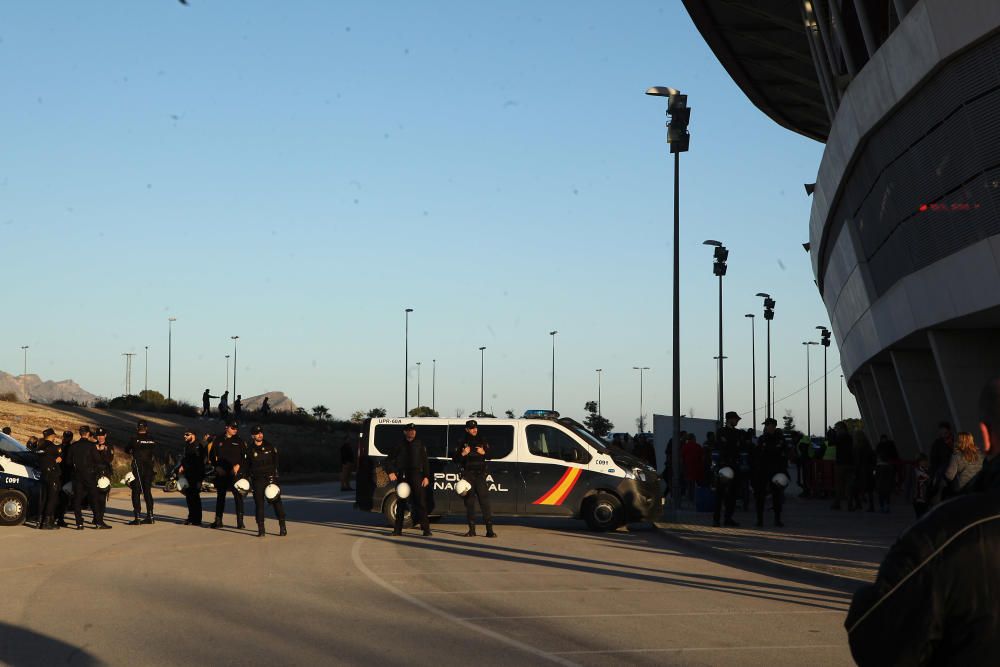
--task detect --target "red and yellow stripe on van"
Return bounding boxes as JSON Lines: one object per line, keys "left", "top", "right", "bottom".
{"left": 532, "top": 467, "right": 582, "bottom": 506}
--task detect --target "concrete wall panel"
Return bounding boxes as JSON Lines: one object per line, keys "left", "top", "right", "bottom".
{"left": 929, "top": 330, "right": 1000, "bottom": 434}
{"left": 891, "top": 347, "right": 950, "bottom": 453}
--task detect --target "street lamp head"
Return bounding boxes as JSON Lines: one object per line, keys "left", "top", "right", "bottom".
{"left": 645, "top": 86, "right": 680, "bottom": 98}
{"left": 168, "top": 317, "right": 176, "bottom": 322}
{"left": 745, "top": 313, "right": 754, "bottom": 318}
{"left": 231, "top": 335, "right": 239, "bottom": 341}
{"left": 405, "top": 308, "right": 413, "bottom": 313}
{"left": 816, "top": 325, "right": 828, "bottom": 331}
{"left": 478, "top": 346, "right": 486, "bottom": 351}
{"left": 596, "top": 368, "right": 602, "bottom": 372}
{"left": 755, "top": 292, "right": 770, "bottom": 298}
{"left": 702, "top": 239, "right": 722, "bottom": 247}
{"left": 549, "top": 330, "right": 558, "bottom": 336}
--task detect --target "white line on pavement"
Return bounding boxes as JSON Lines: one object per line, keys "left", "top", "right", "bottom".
{"left": 351, "top": 538, "right": 579, "bottom": 667}
{"left": 462, "top": 610, "right": 844, "bottom": 620}
{"left": 550, "top": 643, "right": 844, "bottom": 655}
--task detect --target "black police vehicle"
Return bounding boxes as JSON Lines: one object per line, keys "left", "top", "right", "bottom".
{"left": 0, "top": 432, "right": 41, "bottom": 526}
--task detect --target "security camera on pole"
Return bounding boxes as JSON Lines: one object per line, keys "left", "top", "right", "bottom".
{"left": 646, "top": 85, "right": 690, "bottom": 521}
{"left": 816, "top": 326, "right": 831, "bottom": 434}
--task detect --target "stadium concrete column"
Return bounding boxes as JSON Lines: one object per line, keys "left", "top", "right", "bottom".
{"left": 855, "top": 369, "right": 891, "bottom": 445}
{"left": 891, "top": 348, "right": 950, "bottom": 456}
{"left": 929, "top": 330, "right": 1000, "bottom": 434}
{"left": 871, "top": 362, "right": 919, "bottom": 457}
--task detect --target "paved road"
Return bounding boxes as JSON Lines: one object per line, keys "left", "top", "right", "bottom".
{"left": 0, "top": 485, "right": 854, "bottom": 666}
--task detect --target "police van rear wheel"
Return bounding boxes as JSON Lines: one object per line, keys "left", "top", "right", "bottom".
{"left": 583, "top": 492, "right": 624, "bottom": 532}
{"left": 383, "top": 494, "right": 414, "bottom": 528}
{"left": 0, "top": 490, "right": 28, "bottom": 527}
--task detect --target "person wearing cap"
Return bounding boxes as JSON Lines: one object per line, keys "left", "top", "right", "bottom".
{"left": 125, "top": 420, "right": 158, "bottom": 525}
{"left": 385, "top": 423, "right": 431, "bottom": 537}
{"left": 712, "top": 411, "right": 745, "bottom": 527}
{"left": 55, "top": 430, "right": 75, "bottom": 527}
{"left": 750, "top": 417, "right": 788, "bottom": 527}
{"left": 846, "top": 377, "right": 1000, "bottom": 664}
{"left": 35, "top": 428, "right": 64, "bottom": 529}
{"left": 454, "top": 419, "right": 496, "bottom": 538}
{"left": 177, "top": 429, "right": 206, "bottom": 526}
{"left": 89, "top": 428, "right": 113, "bottom": 529}
{"left": 247, "top": 425, "right": 287, "bottom": 537}
{"left": 67, "top": 426, "right": 99, "bottom": 530}
{"left": 210, "top": 420, "right": 247, "bottom": 529}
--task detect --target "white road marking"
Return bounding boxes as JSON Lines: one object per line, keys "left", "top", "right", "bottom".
{"left": 351, "top": 538, "right": 579, "bottom": 667}
{"left": 462, "top": 610, "right": 844, "bottom": 620}
{"left": 551, "top": 643, "right": 844, "bottom": 655}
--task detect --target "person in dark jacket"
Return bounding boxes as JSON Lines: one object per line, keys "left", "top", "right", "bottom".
{"left": 453, "top": 419, "right": 495, "bottom": 538}
{"left": 340, "top": 436, "right": 355, "bottom": 492}
{"left": 177, "top": 429, "right": 206, "bottom": 526}
{"left": 202, "top": 389, "right": 218, "bottom": 417}
{"left": 846, "top": 377, "right": 1000, "bottom": 666}
{"left": 90, "top": 428, "right": 113, "bottom": 529}
{"left": 125, "top": 421, "right": 157, "bottom": 525}
{"left": 712, "top": 412, "right": 744, "bottom": 527}
{"left": 55, "top": 430, "right": 75, "bottom": 527}
{"left": 853, "top": 431, "right": 877, "bottom": 512}
{"left": 210, "top": 421, "right": 247, "bottom": 529}
{"left": 832, "top": 422, "right": 855, "bottom": 510}
{"left": 385, "top": 423, "right": 431, "bottom": 537}
{"left": 35, "top": 428, "right": 64, "bottom": 529}
{"left": 247, "top": 425, "right": 287, "bottom": 537}
{"left": 750, "top": 417, "right": 788, "bottom": 527}
{"left": 68, "top": 426, "right": 99, "bottom": 529}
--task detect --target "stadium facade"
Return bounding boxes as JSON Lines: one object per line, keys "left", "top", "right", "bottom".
{"left": 685, "top": 0, "right": 1000, "bottom": 455}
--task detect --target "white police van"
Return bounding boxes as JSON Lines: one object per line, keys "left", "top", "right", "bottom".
{"left": 0, "top": 432, "right": 41, "bottom": 526}
{"left": 356, "top": 412, "right": 661, "bottom": 531}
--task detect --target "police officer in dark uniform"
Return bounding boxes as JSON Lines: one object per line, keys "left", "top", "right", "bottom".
{"left": 386, "top": 423, "right": 431, "bottom": 537}
{"left": 713, "top": 411, "right": 745, "bottom": 527}
{"left": 55, "top": 430, "right": 75, "bottom": 527}
{"left": 90, "top": 428, "right": 113, "bottom": 529}
{"left": 68, "top": 426, "right": 99, "bottom": 530}
{"left": 210, "top": 420, "right": 247, "bottom": 529}
{"left": 751, "top": 417, "right": 789, "bottom": 527}
{"left": 454, "top": 419, "right": 496, "bottom": 538}
{"left": 35, "top": 428, "right": 64, "bottom": 530}
{"left": 125, "top": 420, "right": 157, "bottom": 525}
{"left": 177, "top": 429, "right": 206, "bottom": 526}
{"left": 247, "top": 425, "right": 287, "bottom": 538}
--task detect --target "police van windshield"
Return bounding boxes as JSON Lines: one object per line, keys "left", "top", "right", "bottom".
{"left": 0, "top": 433, "right": 28, "bottom": 454}
{"left": 559, "top": 418, "right": 611, "bottom": 454}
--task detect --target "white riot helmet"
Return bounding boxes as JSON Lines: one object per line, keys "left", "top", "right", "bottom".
{"left": 122, "top": 471, "right": 136, "bottom": 488}
{"left": 176, "top": 475, "right": 189, "bottom": 492}
{"left": 62, "top": 481, "right": 74, "bottom": 495}
{"left": 396, "top": 481, "right": 411, "bottom": 499}
{"left": 772, "top": 472, "right": 790, "bottom": 488}
{"left": 717, "top": 466, "right": 735, "bottom": 481}
{"left": 234, "top": 478, "right": 251, "bottom": 496}
{"left": 97, "top": 476, "right": 111, "bottom": 490}
{"left": 455, "top": 479, "right": 472, "bottom": 497}
{"left": 265, "top": 484, "right": 280, "bottom": 501}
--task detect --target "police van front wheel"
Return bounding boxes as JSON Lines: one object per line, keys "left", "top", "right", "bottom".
{"left": 583, "top": 492, "right": 624, "bottom": 532}
{"left": 0, "top": 490, "right": 28, "bottom": 527}
{"left": 383, "top": 494, "right": 414, "bottom": 528}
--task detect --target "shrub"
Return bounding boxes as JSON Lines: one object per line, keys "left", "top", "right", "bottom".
{"left": 0, "top": 392, "right": 18, "bottom": 403}
{"left": 52, "top": 398, "right": 84, "bottom": 407}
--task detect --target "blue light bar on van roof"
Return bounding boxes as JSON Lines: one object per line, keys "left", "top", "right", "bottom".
{"left": 522, "top": 409, "right": 560, "bottom": 419}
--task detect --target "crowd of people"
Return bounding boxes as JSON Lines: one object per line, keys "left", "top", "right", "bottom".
{"left": 18, "top": 419, "right": 288, "bottom": 537}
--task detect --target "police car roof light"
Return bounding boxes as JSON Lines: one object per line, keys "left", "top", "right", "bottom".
{"left": 522, "top": 409, "right": 560, "bottom": 419}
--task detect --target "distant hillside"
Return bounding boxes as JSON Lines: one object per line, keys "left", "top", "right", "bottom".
{"left": 239, "top": 391, "right": 298, "bottom": 413}
{"left": 0, "top": 371, "right": 97, "bottom": 405}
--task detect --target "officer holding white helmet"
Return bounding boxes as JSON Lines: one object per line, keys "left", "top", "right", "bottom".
{"left": 454, "top": 419, "right": 496, "bottom": 538}
{"left": 751, "top": 417, "right": 789, "bottom": 527}
{"left": 90, "top": 428, "right": 113, "bottom": 529}
{"left": 247, "top": 425, "right": 287, "bottom": 537}
{"left": 210, "top": 420, "right": 247, "bottom": 530}
{"left": 386, "top": 423, "right": 431, "bottom": 537}
{"left": 177, "top": 429, "right": 206, "bottom": 526}
{"left": 713, "top": 411, "right": 745, "bottom": 527}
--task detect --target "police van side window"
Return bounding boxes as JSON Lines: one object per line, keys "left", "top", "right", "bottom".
{"left": 448, "top": 425, "right": 514, "bottom": 460}
{"left": 526, "top": 425, "right": 591, "bottom": 464}
{"left": 373, "top": 425, "right": 448, "bottom": 459}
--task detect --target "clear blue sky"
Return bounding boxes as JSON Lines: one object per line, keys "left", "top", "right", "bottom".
{"left": 1, "top": 1, "right": 853, "bottom": 434}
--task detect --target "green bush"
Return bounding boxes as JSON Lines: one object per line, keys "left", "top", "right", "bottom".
{"left": 0, "top": 392, "right": 18, "bottom": 403}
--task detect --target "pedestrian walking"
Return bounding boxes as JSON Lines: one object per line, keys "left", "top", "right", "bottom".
{"left": 234, "top": 395, "right": 243, "bottom": 422}
{"left": 386, "top": 423, "right": 431, "bottom": 537}
{"left": 942, "top": 431, "right": 983, "bottom": 497}
{"left": 125, "top": 420, "right": 157, "bottom": 525}
{"left": 202, "top": 389, "right": 218, "bottom": 417}
{"left": 218, "top": 391, "right": 230, "bottom": 421}
{"left": 339, "top": 436, "right": 355, "bottom": 491}
{"left": 713, "top": 411, "right": 744, "bottom": 527}
{"left": 35, "top": 428, "right": 63, "bottom": 529}
{"left": 750, "top": 417, "right": 788, "bottom": 527}
{"left": 681, "top": 433, "right": 703, "bottom": 503}
{"left": 454, "top": 419, "right": 495, "bottom": 538}
{"left": 259, "top": 396, "right": 271, "bottom": 417}
{"left": 247, "top": 425, "right": 287, "bottom": 537}
{"left": 210, "top": 420, "right": 247, "bottom": 529}
{"left": 178, "top": 429, "right": 206, "bottom": 526}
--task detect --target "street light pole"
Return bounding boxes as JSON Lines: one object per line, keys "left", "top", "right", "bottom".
{"left": 549, "top": 331, "right": 558, "bottom": 411}
{"left": 803, "top": 341, "right": 818, "bottom": 436}
{"left": 756, "top": 293, "right": 775, "bottom": 420}
{"left": 225, "top": 355, "right": 230, "bottom": 394}
{"left": 646, "top": 84, "right": 690, "bottom": 522}
{"left": 231, "top": 336, "right": 239, "bottom": 399}
{"left": 840, "top": 374, "right": 845, "bottom": 422}
{"left": 816, "top": 326, "right": 831, "bottom": 434}
{"left": 416, "top": 361, "right": 422, "bottom": 408}
{"left": 432, "top": 359, "right": 436, "bottom": 413}
{"left": 20, "top": 346, "right": 29, "bottom": 377}
{"left": 633, "top": 366, "right": 650, "bottom": 433}
{"left": 144, "top": 346, "right": 149, "bottom": 394}
{"left": 478, "top": 347, "right": 486, "bottom": 414}
{"left": 167, "top": 317, "right": 176, "bottom": 400}
{"left": 404, "top": 308, "right": 413, "bottom": 416}
{"left": 703, "top": 240, "right": 728, "bottom": 426}
{"left": 595, "top": 369, "right": 603, "bottom": 416}
{"left": 745, "top": 314, "right": 756, "bottom": 435}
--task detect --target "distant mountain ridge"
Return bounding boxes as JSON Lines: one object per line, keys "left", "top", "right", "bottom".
{"left": 239, "top": 391, "right": 298, "bottom": 413}
{"left": 0, "top": 371, "right": 98, "bottom": 405}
